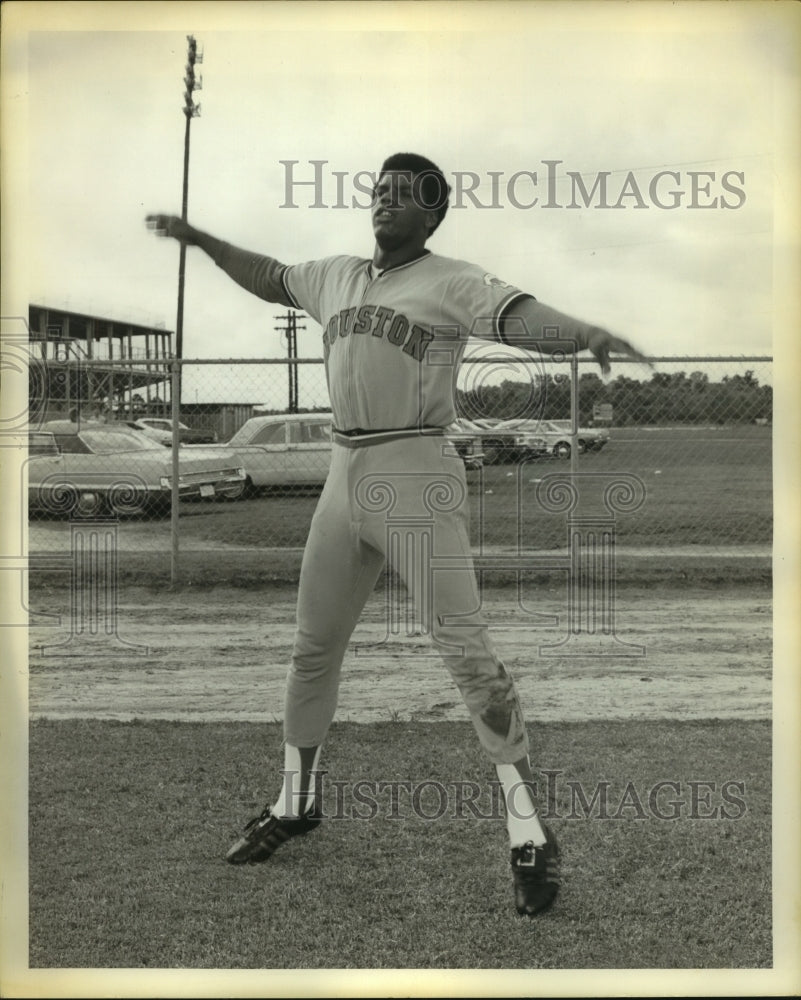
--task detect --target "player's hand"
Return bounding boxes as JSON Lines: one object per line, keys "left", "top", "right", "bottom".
{"left": 586, "top": 327, "right": 651, "bottom": 377}
{"left": 145, "top": 213, "right": 198, "bottom": 244}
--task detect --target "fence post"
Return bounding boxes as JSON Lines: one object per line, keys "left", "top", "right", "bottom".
{"left": 170, "top": 360, "right": 180, "bottom": 587}
{"left": 570, "top": 352, "right": 579, "bottom": 475}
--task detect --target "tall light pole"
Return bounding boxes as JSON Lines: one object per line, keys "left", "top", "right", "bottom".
{"left": 174, "top": 33, "right": 202, "bottom": 407}
{"left": 171, "top": 34, "right": 201, "bottom": 588}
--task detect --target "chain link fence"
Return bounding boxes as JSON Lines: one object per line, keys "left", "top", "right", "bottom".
{"left": 25, "top": 352, "right": 772, "bottom": 570}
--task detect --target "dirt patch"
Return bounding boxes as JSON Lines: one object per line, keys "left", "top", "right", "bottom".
{"left": 26, "top": 585, "right": 771, "bottom": 723}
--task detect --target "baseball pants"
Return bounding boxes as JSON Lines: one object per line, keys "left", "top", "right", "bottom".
{"left": 283, "top": 433, "right": 530, "bottom": 765}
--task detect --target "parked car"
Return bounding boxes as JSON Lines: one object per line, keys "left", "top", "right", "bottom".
{"left": 446, "top": 418, "right": 549, "bottom": 465}
{"left": 444, "top": 419, "right": 486, "bottom": 469}
{"left": 196, "top": 412, "right": 335, "bottom": 496}
{"left": 28, "top": 421, "right": 246, "bottom": 517}
{"left": 497, "top": 419, "right": 610, "bottom": 459}
{"left": 125, "top": 417, "right": 217, "bottom": 447}
{"left": 545, "top": 420, "right": 610, "bottom": 453}
{"left": 479, "top": 419, "right": 550, "bottom": 464}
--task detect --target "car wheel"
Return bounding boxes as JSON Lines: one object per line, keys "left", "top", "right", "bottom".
{"left": 553, "top": 441, "right": 571, "bottom": 459}
{"left": 31, "top": 483, "right": 100, "bottom": 519}
{"left": 143, "top": 495, "right": 172, "bottom": 518}
{"left": 219, "top": 477, "right": 252, "bottom": 501}
{"left": 482, "top": 439, "right": 512, "bottom": 465}
{"left": 105, "top": 484, "right": 169, "bottom": 518}
{"left": 72, "top": 490, "right": 106, "bottom": 518}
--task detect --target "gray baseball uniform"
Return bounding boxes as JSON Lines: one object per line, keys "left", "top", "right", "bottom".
{"left": 215, "top": 244, "right": 534, "bottom": 763}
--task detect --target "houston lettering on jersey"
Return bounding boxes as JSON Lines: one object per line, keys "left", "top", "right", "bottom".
{"left": 283, "top": 253, "right": 530, "bottom": 430}
{"left": 323, "top": 305, "right": 435, "bottom": 362}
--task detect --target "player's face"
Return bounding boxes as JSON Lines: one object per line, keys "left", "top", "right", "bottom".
{"left": 371, "top": 171, "right": 437, "bottom": 250}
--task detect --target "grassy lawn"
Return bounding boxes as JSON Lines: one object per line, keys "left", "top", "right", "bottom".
{"left": 28, "top": 718, "right": 771, "bottom": 970}
{"left": 26, "top": 424, "right": 772, "bottom": 588}
{"left": 178, "top": 424, "right": 774, "bottom": 550}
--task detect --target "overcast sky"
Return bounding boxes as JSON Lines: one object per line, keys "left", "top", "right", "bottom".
{"left": 7, "top": 3, "right": 800, "bottom": 403}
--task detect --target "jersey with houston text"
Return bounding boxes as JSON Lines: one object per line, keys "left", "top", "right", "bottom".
{"left": 282, "top": 252, "right": 530, "bottom": 431}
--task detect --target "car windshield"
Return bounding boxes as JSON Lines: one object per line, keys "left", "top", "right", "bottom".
{"left": 288, "top": 421, "right": 332, "bottom": 444}
{"left": 229, "top": 421, "right": 285, "bottom": 445}
{"left": 29, "top": 433, "right": 58, "bottom": 456}
{"left": 80, "top": 430, "right": 164, "bottom": 454}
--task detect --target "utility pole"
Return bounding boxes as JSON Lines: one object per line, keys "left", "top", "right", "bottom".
{"left": 174, "top": 33, "right": 202, "bottom": 408}
{"left": 275, "top": 311, "right": 306, "bottom": 413}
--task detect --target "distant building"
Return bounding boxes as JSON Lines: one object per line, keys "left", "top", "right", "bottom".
{"left": 179, "top": 402, "right": 258, "bottom": 442}
{"left": 29, "top": 304, "right": 174, "bottom": 422}
{"left": 27, "top": 305, "right": 324, "bottom": 439}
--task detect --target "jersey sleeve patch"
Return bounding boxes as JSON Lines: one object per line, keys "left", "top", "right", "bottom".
{"left": 483, "top": 273, "right": 514, "bottom": 290}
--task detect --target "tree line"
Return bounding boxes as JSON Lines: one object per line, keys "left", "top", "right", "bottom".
{"left": 456, "top": 370, "right": 772, "bottom": 426}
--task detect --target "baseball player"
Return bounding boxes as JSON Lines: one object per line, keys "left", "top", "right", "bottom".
{"left": 146, "top": 152, "right": 647, "bottom": 917}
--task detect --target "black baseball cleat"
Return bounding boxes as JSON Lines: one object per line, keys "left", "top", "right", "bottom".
{"left": 510, "top": 824, "right": 560, "bottom": 916}
{"left": 226, "top": 804, "right": 322, "bottom": 865}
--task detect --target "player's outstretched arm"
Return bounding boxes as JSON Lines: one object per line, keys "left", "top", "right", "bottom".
{"left": 145, "top": 213, "right": 293, "bottom": 306}
{"left": 503, "top": 298, "right": 650, "bottom": 376}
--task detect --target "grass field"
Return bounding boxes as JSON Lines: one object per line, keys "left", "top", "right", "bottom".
{"left": 21, "top": 423, "right": 777, "bottom": 979}
{"left": 26, "top": 424, "right": 772, "bottom": 596}
{"left": 27, "top": 424, "right": 772, "bottom": 560}
{"left": 28, "top": 718, "right": 771, "bottom": 970}
{"left": 164, "top": 424, "right": 771, "bottom": 552}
